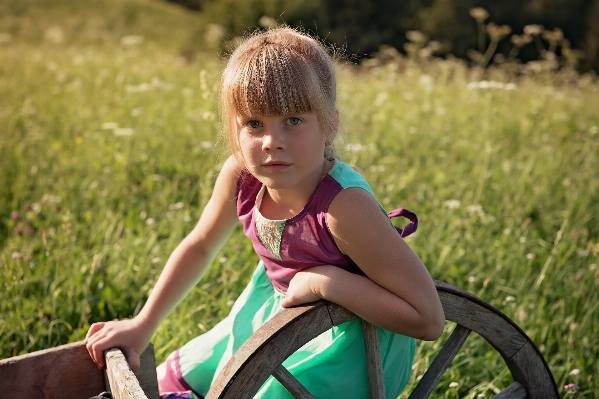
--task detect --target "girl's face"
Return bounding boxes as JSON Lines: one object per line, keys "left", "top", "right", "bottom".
{"left": 236, "top": 112, "right": 328, "bottom": 194}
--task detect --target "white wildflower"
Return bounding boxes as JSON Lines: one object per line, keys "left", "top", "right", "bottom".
{"left": 101, "top": 122, "right": 119, "bottom": 130}
{"left": 44, "top": 27, "right": 64, "bottom": 44}
{"left": 168, "top": 202, "right": 184, "bottom": 210}
{"left": 204, "top": 24, "right": 225, "bottom": 44}
{"left": 120, "top": 35, "right": 144, "bottom": 47}
{"left": 258, "top": 16, "right": 277, "bottom": 29}
{"left": 113, "top": 128, "right": 134, "bottom": 136}
{"left": 444, "top": 199, "right": 461, "bottom": 209}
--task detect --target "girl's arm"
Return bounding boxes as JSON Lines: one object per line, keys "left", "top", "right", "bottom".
{"left": 282, "top": 187, "right": 445, "bottom": 341}
{"left": 85, "top": 156, "right": 241, "bottom": 369}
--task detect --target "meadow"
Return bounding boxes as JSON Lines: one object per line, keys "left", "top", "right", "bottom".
{"left": 1, "top": 0, "right": 598, "bottom": 397}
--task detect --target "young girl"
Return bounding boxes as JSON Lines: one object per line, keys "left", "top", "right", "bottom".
{"left": 85, "top": 27, "right": 445, "bottom": 399}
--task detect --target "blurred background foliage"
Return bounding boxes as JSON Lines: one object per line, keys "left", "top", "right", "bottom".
{"left": 166, "top": 0, "right": 599, "bottom": 72}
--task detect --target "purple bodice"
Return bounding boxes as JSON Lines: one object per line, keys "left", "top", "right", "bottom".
{"left": 236, "top": 164, "right": 418, "bottom": 291}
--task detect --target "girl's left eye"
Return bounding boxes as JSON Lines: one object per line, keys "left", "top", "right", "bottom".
{"left": 286, "top": 117, "right": 301, "bottom": 126}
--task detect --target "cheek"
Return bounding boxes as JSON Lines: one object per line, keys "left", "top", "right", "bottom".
{"left": 238, "top": 133, "right": 261, "bottom": 157}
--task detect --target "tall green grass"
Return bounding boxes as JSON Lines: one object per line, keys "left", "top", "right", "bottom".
{"left": 1, "top": 1, "right": 598, "bottom": 397}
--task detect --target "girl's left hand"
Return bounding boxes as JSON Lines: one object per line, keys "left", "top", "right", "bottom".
{"left": 280, "top": 266, "right": 335, "bottom": 307}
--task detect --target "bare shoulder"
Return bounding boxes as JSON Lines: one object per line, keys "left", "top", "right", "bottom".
{"left": 327, "top": 187, "right": 399, "bottom": 257}
{"left": 212, "top": 154, "right": 244, "bottom": 200}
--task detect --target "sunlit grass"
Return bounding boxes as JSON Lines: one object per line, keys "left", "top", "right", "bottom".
{"left": 1, "top": 1, "right": 598, "bottom": 397}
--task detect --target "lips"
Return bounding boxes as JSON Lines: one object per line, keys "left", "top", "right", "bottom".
{"left": 263, "top": 161, "right": 291, "bottom": 166}
{"left": 262, "top": 161, "right": 291, "bottom": 170}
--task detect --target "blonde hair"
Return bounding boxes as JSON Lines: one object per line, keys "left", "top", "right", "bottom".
{"left": 220, "top": 27, "right": 338, "bottom": 161}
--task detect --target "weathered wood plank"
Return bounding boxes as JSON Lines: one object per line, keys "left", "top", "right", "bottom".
{"left": 408, "top": 324, "right": 471, "bottom": 399}
{"left": 0, "top": 341, "right": 159, "bottom": 399}
{"left": 105, "top": 348, "right": 148, "bottom": 399}
{"left": 361, "top": 320, "right": 385, "bottom": 399}
{"left": 272, "top": 365, "right": 316, "bottom": 399}
{"left": 104, "top": 345, "right": 160, "bottom": 399}
{"left": 492, "top": 382, "right": 527, "bottom": 399}
{"left": 0, "top": 341, "right": 105, "bottom": 399}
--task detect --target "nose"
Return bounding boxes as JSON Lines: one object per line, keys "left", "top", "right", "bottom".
{"left": 261, "top": 127, "right": 285, "bottom": 151}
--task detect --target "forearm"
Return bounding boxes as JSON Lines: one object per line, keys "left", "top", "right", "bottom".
{"left": 135, "top": 238, "right": 214, "bottom": 332}
{"left": 319, "top": 267, "right": 442, "bottom": 340}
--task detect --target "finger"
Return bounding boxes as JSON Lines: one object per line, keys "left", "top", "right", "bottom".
{"left": 86, "top": 330, "right": 111, "bottom": 368}
{"left": 85, "top": 322, "right": 105, "bottom": 342}
{"left": 124, "top": 348, "right": 141, "bottom": 371}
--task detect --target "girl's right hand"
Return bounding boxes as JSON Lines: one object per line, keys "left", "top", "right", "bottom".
{"left": 84, "top": 317, "right": 153, "bottom": 371}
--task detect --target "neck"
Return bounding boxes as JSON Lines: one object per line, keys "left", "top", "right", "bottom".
{"left": 261, "top": 159, "right": 332, "bottom": 220}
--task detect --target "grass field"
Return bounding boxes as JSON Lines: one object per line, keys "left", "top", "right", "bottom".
{"left": 1, "top": 0, "right": 598, "bottom": 397}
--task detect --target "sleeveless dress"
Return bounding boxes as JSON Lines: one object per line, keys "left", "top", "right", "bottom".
{"left": 158, "top": 161, "right": 418, "bottom": 399}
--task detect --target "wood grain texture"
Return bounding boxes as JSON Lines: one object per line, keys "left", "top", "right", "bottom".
{"left": 492, "top": 382, "right": 527, "bottom": 399}
{"left": 272, "top": 365, "right": 316, "bottom": 399}
{"left": 437, "top": 289, "right": 526, "bottom": 358}
{"left": 361, "top": 320, "right": 385, "bottom": 399}
{"left": 104, "top": 345, "right": 160, "bottom": 399}
{"left": 326, "top": 302, "right": 358, "bottom": 326}
{"left": 505, "top": 342, "right": 559, "bottom": 399}
{"left": 0, "top": 341, "right": 105, "bottom": 399}
{"left": 0, "top": 341, "right": 159, "bottom": 399}
{"left": 408, "top": 325, "right": 471, "bottom": 399}
{"left": 105, "top": 348, "right": 149, "bottom": 399}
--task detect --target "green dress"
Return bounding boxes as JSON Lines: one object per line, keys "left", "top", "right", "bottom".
{"left": 175, "top": 161, "right": 417, "bottom": 398}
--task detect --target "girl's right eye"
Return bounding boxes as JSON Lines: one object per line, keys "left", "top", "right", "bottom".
{"left": 247, "top": 120, "right": 262, "bottom": 129}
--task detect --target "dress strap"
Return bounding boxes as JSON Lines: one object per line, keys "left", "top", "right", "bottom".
{"left": 387, "top": 208, "right": 418, "bottom": 238}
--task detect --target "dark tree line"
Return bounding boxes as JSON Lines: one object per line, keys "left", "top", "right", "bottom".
{"left": 166, "top": 0, "right": 599, "bottom": 72}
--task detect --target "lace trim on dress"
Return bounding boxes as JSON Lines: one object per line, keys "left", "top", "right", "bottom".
{"left": 254, "top": 186, "right": 286, "bottom": 260}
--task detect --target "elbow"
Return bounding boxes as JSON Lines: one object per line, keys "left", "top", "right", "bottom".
{"left": 419, "top": 309, "right": 445, "bottom": 341}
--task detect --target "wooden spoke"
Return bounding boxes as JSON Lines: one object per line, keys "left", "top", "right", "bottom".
{"left": 434, "top": 282, "right": 559, "bottom": 399}
{"left": 492, "top": 382, "right": 527, "bottom": 399}
{"left": 408, "top": 324, "right": 471, "bottom": 399}
{"left": 361, "top": 320, "right": 385, "bottom": 399}
{"left": 272, "top": 365, "right": 316, "bottom": 399}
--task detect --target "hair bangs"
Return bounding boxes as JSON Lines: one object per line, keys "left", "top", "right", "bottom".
{"left": 226, "top": 45, "right": 327, "bottom": 119}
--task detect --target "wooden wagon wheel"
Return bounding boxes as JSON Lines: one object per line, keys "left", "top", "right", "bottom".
{"left": 205, "top": 280, "right": 558, "bottom": 399}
